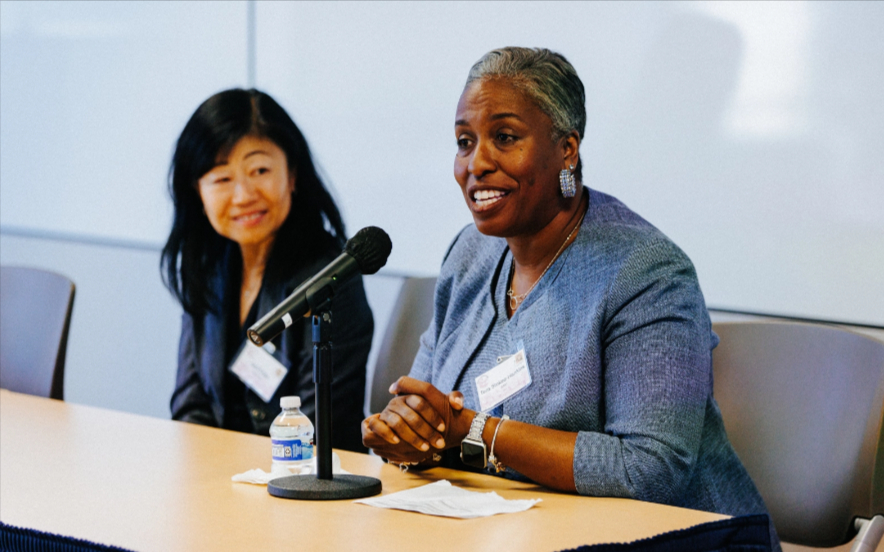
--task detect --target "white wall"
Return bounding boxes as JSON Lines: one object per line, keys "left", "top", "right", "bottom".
{"left": 1, "top": 1, "right": 882, "bottom": 416}
{"left": 0, "top": 1, "right": 250, "bottom": 244}
{"left": 3, "top": 1, "right": 882, "bottom": 326}
{"left": 253, "top": 1, "right": 884, "bottom": 325}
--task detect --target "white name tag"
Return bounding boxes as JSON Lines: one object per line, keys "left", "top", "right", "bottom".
{"left": 230, "top": 342, "right": 288, "bottom": 403}
{"left": 475, "top": 348, "right": 532, "bottom": 412}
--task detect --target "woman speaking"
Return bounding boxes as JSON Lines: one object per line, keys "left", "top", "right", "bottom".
{"left": 364, "top": 47, "right": 778, "bottom": 546}
{"left": 163, "top": 89, "right": 372, "bottom": 452}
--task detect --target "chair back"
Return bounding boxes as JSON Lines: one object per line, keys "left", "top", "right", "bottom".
{"left": 711, "top": 321, "right": 884, "bottom": 547}
{"left": 369, "top": 277, "right": 437, "bottom": 414}
{"left": 0, "top": 266, "right": 76, "bottom": 400}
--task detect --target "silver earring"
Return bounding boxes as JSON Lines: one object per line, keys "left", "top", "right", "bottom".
{"left": 559, "top": 164, "right": 576, "bottom": 198}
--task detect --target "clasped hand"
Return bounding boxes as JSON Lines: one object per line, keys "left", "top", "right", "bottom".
{"left": 362, "top": 377, "right": 472, "bottom": 465}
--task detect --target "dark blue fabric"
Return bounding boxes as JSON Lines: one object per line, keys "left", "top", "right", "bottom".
{"left": 170, "top": 246, "right": 374, "bottom": 452}
{"left": 221, "top": 281, "right": 261, "bottom": 433}
{"left": 0, "top": 521, "right": 135, "bottom": 552}
{"left": 559, "top": 514, "right": 772, "bottom": 552}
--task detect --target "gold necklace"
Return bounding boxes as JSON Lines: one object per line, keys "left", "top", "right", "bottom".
{"left": 507, "top": 208, "right": 587, "bottom": 312}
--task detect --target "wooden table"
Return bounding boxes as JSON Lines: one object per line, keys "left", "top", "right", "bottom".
{"left": 0, "top": 390, "right": 727, "bottom": 551}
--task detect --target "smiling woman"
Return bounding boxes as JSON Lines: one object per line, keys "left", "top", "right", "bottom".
{"left": 197, "top": 136, "right": 294, "bottom": 324}
{"left": 197, "top": 136, "right": 294, "bottom": 253}
{"left": 161, "top": 89, "right": 372, "bottom": 452}
{"left": 364, "top": 47, "right": 781, "bottom": 550}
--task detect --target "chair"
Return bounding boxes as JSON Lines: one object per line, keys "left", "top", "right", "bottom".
{"left": 369, "top": 276, "right": 437, "bottom": 414}
{"left": 0, "top": 266, "right": 76, "bottom": 400}
{"left": 711, "top": 321, "right": 884, "bottom": 551}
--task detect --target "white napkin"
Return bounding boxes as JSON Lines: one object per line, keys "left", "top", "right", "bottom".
{"left": 232, "top": 452, "right": 349, "bottom": 485}
{"left": 354, "top": 480, "right": 541, "bottom": 518}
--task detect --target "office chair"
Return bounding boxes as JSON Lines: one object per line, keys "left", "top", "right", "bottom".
{"left": 369, "top": 276, "right": 437, "bottom": 414}
{"left": 0, "top": 266, "right": 76, "bottom": 400}
{"left": 712, "top": 321, "right": 884, "bottom": 552}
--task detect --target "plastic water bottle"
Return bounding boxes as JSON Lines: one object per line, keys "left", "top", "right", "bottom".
{"left": 270, "top": 396, "right": 314, "bottom": 475}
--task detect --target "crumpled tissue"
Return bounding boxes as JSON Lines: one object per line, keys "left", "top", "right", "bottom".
{"left": 232, "top": 452, "right": 349, "bottom": 485}
{"left": 354, "top": 480, "right": 541, "bottom": 518}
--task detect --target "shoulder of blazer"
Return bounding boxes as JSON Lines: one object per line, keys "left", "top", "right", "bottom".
{"left": 440, "top": 224, "right": 507, "bottom": 283}
{"left": 432, "top": 225, "right": 506, "bottom": 337}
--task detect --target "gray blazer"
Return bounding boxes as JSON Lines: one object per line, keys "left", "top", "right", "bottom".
{"left": 410, "top": 189, "right": 775, "bottom": 536}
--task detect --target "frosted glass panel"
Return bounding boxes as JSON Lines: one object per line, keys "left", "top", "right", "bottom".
{"left": 255, "top": 1, "right": 884, "bottom": 325}
{"left": 1, "top": 1, "right": 881, "bottom": 325}
{"left": 0, "top": 0, "right": 249, "bottom": 244}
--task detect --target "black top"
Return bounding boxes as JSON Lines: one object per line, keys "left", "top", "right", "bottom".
{"left": 170, "top": 244, "right": 374, "bottom": 453}
{"left": 222, "top": 277, "right": 261, "bottom": 433}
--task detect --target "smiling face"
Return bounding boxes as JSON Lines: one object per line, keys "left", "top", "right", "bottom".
{"left": 197, "top": 135, "right": 294, "bottom": 253}
{"left": 454, "top": 78, "right": 572, "bottom": 238}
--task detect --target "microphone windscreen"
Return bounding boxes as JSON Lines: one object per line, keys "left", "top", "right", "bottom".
{"left": 345, "top": 226, "right": 392, "bottom": 275}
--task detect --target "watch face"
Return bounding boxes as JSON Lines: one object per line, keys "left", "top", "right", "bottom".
{"left": 461, "top": 440, "right": 487, "bottom": 469}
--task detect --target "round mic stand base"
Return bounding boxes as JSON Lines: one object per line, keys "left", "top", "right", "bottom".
{"left": 267, "top": 306, "right": 382, "bottom": 501}
{"left": 268, "top": 474, "right": 382, "bottom": 500}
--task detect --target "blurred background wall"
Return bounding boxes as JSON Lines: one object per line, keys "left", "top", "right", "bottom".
{"left": 1, "top": 1, "right": 882, "bottom": 418}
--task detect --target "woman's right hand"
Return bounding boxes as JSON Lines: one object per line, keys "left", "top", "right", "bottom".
{"left": 365, "top": 377, "right": 577, "bottom": 492}
{"left": 362, "top": 377, "right": 464, "bottom": 463}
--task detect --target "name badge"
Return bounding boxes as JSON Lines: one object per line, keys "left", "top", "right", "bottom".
{"left": 230, "top": 342, "right": 288, "bottom": 403}
{"left": 475, "top": 347, "right": 532, "bottom": 412}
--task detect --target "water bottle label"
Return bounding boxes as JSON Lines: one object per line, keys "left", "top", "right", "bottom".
{"left": 271, "top": 438, "right": 309, "bottom": 462}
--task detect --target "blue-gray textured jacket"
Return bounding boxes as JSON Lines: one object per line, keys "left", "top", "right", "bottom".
{"left": 410, "top": 189, "right": 775, "bottom": 538}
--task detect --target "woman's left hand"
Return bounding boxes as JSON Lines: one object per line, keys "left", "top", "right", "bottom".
{"left": 362, "top": 377, "right": 466, "bottom": 463}
{"left": 364, "top": 377, "right": 577, "bottom": 492}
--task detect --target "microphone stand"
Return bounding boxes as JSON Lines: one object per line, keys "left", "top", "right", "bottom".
{"left": 267, "top": 299, "right": 382, "bottom": 500}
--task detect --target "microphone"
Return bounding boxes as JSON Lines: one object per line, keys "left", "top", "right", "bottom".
{"left": 247, "top": 226, "right": 392, "bottom": 346}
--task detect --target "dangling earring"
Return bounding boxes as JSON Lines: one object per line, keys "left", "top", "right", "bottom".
{"left": 559, "top": 164, "right": 576, "bottom": 198}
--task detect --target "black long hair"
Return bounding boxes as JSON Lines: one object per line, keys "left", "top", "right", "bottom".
{"left": 161, "top": 89, "right": 346, "bottom": 318}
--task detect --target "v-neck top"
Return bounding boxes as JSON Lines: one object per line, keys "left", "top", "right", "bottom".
{"left": 408, "top": 188, "right": 775, "bottom": 545}
{"left": 454, "top": 251, "right": 513, "bottom": 416}
{"left": 453, "top": 242, "right": 578, "bottom": 420}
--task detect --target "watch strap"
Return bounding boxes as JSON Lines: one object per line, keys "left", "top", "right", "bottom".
{"left": 466, "top": 411, "right": 490, "bottom": 443}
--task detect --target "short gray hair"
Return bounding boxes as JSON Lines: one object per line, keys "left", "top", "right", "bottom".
{"left": 465, "top": 47, "right": 586, "bottom": 142}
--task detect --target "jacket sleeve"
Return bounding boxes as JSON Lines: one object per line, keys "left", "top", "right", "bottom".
{"left": 572, "top": 238, "right": 713, "bottom": 504}
{"left": 170, "top": 313, "right": 217, "bottom": 426}
{"left": 325, "top": 274, "right": 373, "bottom": 452}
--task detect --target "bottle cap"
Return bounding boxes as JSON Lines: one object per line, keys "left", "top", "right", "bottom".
{"left": 280, "top": 396, "right": 300, "bottom": 409}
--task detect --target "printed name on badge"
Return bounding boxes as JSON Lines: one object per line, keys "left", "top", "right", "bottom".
{"left": 230, "top": 342, "right": 288, "bottom": 403}
{"left": 475, "top": 348, "right": 532, "bottom": 412}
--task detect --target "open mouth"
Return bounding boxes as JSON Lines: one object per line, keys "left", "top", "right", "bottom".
{"left": 472, "top": 189, "right": 508, "bottom": 211}
{"left": 233, "top": 211, "right": 266, "bottom": 224}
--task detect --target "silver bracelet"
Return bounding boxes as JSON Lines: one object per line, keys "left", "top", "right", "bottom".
{"left": 488, "top": 415, "right": 509, "bottom": 473}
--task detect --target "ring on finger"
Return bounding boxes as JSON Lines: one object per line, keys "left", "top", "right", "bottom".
{"left": 394, "top": 461, "right": 419, "bottom": 473}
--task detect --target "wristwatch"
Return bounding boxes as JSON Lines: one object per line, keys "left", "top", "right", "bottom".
{"left": 460, "top": 411, "right": 490, "bottom": 469}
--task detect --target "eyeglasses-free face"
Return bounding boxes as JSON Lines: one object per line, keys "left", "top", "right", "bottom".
{"left": 454, "top": 78, "right": 576, "bottom": 239}
{"left": 198, "top": 135, "right": 295, "bottom": 255}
